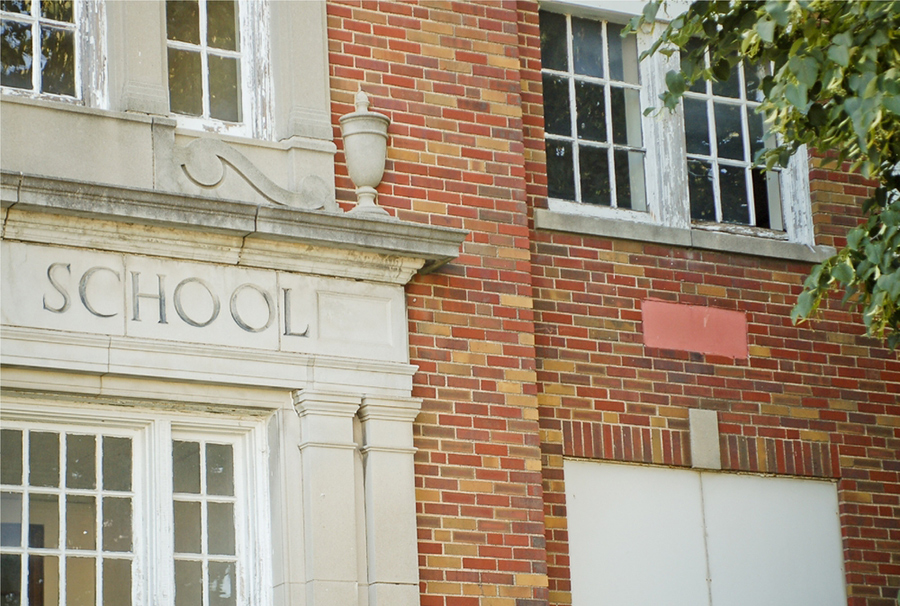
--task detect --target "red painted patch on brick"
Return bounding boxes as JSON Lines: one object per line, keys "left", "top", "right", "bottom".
{"left": 642, "top": 300, "right": 748, "bottom": 359}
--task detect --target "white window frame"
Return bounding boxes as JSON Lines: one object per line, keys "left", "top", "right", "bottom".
{"left": 0, "top": 400, "right": 272, "bottom": 606}
{"left": 539, "top": 0, "right": 814, "bottom": 248}
{"left": 0, "top": 0, "right": 106, "bottom": 108}
{"left": 165, "top": 0, "right": 271, "bottom": 139}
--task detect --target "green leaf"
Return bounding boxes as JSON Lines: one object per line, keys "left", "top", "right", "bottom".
{"left": 832, "top": 260, "right": 855, "bottom": 283}
{"left": 642, "top": 2, "right": 661, "bottom": 23}
{"left": 790, "top": 55, "right": 819, "bottom": 88}
{"left": 665, "top": 70, "right": 686, "bottom": 95}
{"left": 756, "top": 17, "right": 776, "bottom": 43}
{"left": 827, "top": 43, "right": 850, "bottom": 68}
{"left": 884, "top": 94, "right": 900, "bottom": 116}
{"left": 785, "top": 83, "right": 808, "bottom": 109}
{"left": 764, "top": 0, "right": 790, "bottom": 26}
{"left": 792, "top": 290, "right": 816, "bottom": 323}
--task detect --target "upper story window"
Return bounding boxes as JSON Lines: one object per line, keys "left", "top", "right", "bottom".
{"left": 165, "top": 0, "right": 268, "bottom": 138}
{"left": 540, "top": 10, "right": 647, "bottom": 212}
{"left": 1, "top": 0, "right": 77, "bottom": 98}
{"left": 683, "top": 45, "right": 783, "bottom": 231}
{"left": 538, "top": 4, "right": 813, "bottom": 246}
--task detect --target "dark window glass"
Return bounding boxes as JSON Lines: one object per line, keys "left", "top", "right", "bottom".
{"left": 29, "top": 432, "right": 59, "bottom": 487}
{"left": 1, "top": 19, "right": 33, "bottom": 90}
{"left": 572, "top": 16, "right": 603, "bottom": 78}
{"left": 538, "top": 11, "right": 566, "bottom": 72}
{"left": 719, "top": 165, "right": 750, "bottom": 223}
{"left": 1, "top": 430, "right": 23, "bottom": 485}
{"left": 39, "top": 25, "right": 75, "bottom": 96}
{"left": 575, "top": 80, "right": 606, "bottom": 142}
{"left": 546, "top": 140, "right": 575, "bottom": 201}
{"left": 166, "top": 0, "right": 200, "bottom": 44}
{"left": 102, "top": 437, "right": 132, "bottom": 492}
{"left": 168, "top": 48, "right": 202, "bottom": 116}
{"left": 683, "top": 98, "right": 710, "bottom": 155}
{"left": 714, "top": 102, "right": 744, "bottom": 160}
{"left": 173, "top": 441, "right": 201, "bottom": 494}
{"left": 711, "top": 60, "right": 740, "bottom": 98}
{"left": 40, "top": 0, "right": 73, "bottom": 22}
{"left": 0, "top": 1, "right": 30, "bottom": 13}
{"left": 208, "top": 54, "right": 241, "bottom": 122}
{"left": 688, "top": 160, "right": 715, "bottom": 221}
{"left": 66, "top": 434, "right": 95, "bottom": 490}
{"left": 207, "top": 0, "right": 238, "bottom": 51}
{"left": 542, "top": 73, "right": 570, "bottom": 136}
{"left": 579, "top": 145, "right": 611, "bottom": 206}
{"left": 607, "top": 23, "right": 638, "bottom": 84}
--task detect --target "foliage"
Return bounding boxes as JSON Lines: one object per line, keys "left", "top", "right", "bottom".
{"left": 628, "top": 1, "right": 900, "bottom": 348}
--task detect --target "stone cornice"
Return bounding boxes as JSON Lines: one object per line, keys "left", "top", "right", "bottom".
{"left": 1, "top": 171, "right": 467, "bottom": 276}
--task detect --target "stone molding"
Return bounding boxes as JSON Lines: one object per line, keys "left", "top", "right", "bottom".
{"left": 1, "top": 171, "right": 468, "bottom": 276}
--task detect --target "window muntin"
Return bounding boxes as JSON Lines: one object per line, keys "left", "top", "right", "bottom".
{"left": 540, "top": 10, "right": 647, "bottom": 211}
{"left": 682, "top": 49, "right": 784, "bottom": 231}
{"left": 0, "top": 412, "right": 264, "bottom": 606}
{"left": 0, "top": 0, "right": 78, "bottom": 98}
{"left": 166, "top": 0, "right": 243, "bottom": 125}
{"left": 1, "top": 427, "right": 136, "bottom": 606}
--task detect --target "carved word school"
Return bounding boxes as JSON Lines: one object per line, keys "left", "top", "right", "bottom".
{"left": 41, "top": 263, "right": 309, "bottom": 336}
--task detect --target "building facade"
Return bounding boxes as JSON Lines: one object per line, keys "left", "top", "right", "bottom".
{"left": 1, "top": 1, "right": 897, "bottom": 606}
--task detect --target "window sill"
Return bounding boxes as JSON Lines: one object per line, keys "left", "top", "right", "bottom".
{"left": 534, "top": 208, "right": 835, "bottom": 263}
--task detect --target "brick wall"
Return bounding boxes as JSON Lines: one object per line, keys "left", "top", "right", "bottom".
{"left": 327, "top": 2, "right": 899, "bottom": 606}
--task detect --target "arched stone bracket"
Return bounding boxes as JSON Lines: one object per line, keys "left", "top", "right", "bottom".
{"left": 176, "top": 138, "right": 339, "bottom": 212}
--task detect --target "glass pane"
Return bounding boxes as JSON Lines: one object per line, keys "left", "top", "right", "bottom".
{"left": 748, "top": 110, "right": 766, "bottom": 160}
{"left": 173, "top": 441, "right": 201, "bottom": 494}
{"left": 208, "top": 54, "right": 241, "bottom": 122}
{"left": 1, "top": 430, "right": 23, "bottom": 485}
{"left": 610, "top": 87, "right": 641, "bottom": 146}
{"left": 712, "top": 60, "right": 740, "bottom": 98}
{"left": 538, "top": 10, "right": 567, "bottom": 72}
{"left": 173, "top": 501, "right": 201, "bottom": 554}
{"left": 542, "top": 73, "right": 570, "bottom": 136}
{"left": 714, "top": 102, "right": 744, "bottom": 160}
{"left": 66, "top": 434, "right": 96, "bottom": 490}
{"left": 0, "top": 1, "right": 30, "bottom": 13}
{"left": 28, "top": 554, "right": 59, "bottom": 605}
{"left": 40, "top": 25, "right": 75, "bottom": 96}
{"left": 545, "top": 140, "right": 575, "bottom": 201}
{"left": 683, "top": 38, "right": 706, "bottom": 94}
{"left": 175, "top": 560, "right": 202, "bottom": 606}
{"left": 29, "top": 493, "right": 58, "bottom": 548}
{"left": 206, "top": 444, "right": 233, "bottom": 497}
{"left": 209, "top": 561, "right": 236, "bottom": 606}
{"left": 0, "top": 554, "right": 21, "bottom": 605}
{"left": 207, "top": 0, "right": 238, "bottom": 51}
{"left": 720, "top": 165, "right": 750, "bottom": 224}
{"left": 29, "top": 432, "right": 59, "bottom": 488}
{"left": 207, "top": 502, "right": 234, "bottom": 555}
{"left": 615, "top": 149, "right": 646, "bottom": 211}
{"left": 102, "top": 497, "right": 132, "bottom": 552}
{"left": 102, "top": 437, "right": 132, "bottom": 492}
{"left": 683, "top": 97, "right": 710, "bottom": 155}
{"left": 40, "top": 0, "right": 73, "bottom": 22}
{"left": 66, "top": 495, "right": 96, "bottom": 550}
{"left": 67, "top": 557, "right": 95, "bottom": 606}
{"left": 1, "top": 19, "right": 34, "bottom": 90}
{"left": 168, "top": 48, "right": 202, "bottom": 116}
{"left": 1, "top": 492, "right": 22, "bottom": 546}
{"left": 744, "top": 60, "right": 762, "bottom": 101}
{"left": 688, "top": 159, "right": 715, "bottom": 221}
{"left": 572, "top": 17, "right": 603, "bottom": 78}
{"left": 607, "top": 23, "right": 638, "bottom": 84}
{"left": 579, "top": 145, "right": 610, "bottom": 206}
{"left": 166, "top": 0, "right": 200, "bottom": 44}
{"left": 753, "top": 169, "right": 783, "bottom": 231}
{"left": 103, "top": 559, "right": 131, "bottom": 606}
{"left": 575, "top": 80, "right": 606, "bottom": 142}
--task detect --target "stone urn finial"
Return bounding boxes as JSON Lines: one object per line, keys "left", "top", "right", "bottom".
{"left": 339, "top": 89, "right": 391, "bottom": 216}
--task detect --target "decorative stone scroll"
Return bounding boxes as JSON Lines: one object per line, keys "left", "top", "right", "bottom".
{"left": 176, "top": 137, "right": 338, "bottom": 212}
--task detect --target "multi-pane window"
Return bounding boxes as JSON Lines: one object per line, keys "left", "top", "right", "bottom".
{"left": 0, "top": 414, "right": 262, "bottom": 606}
{"left": 539, "top": 10, "right": 647, "bottom": 211}
{"left": 166, "top": 0, "right": 243, "bottom": 123}
{"left": 682, "top": 49, "right": 784, "bottom": 230}
{"left": 1, "top": 427, "right": 134, "bottom": 605}
{"left": 0, "top": 0, "right": 77, "bottom": 98}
